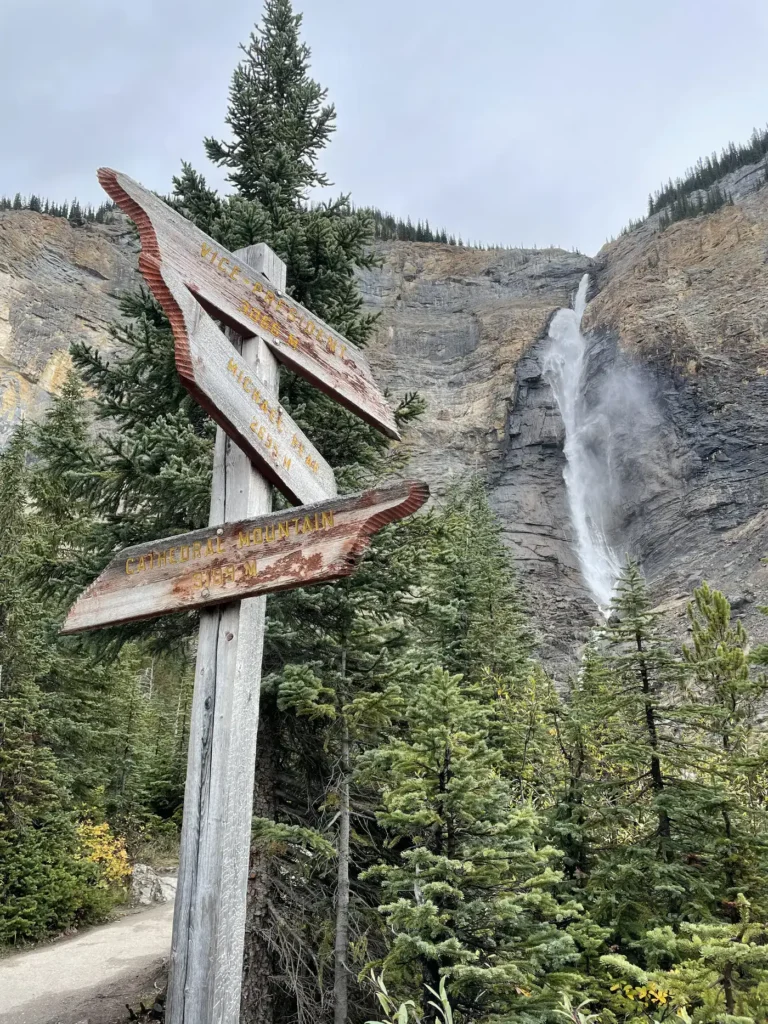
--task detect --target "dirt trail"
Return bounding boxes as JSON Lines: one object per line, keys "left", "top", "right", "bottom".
{"left": 0, "top": 895, "right": 175, "bottom": 1024}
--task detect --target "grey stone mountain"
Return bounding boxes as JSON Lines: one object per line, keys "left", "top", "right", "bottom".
{"left": 2, "top": 169, "right": 767, "bottom": 673}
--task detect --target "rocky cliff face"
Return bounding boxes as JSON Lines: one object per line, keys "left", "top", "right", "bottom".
{"left": 2, "top": 178, "right": 767, "bottom": 673}
{"left": 360, "top": 169, "right": 768, "bottom": 670}
{"left": 0, "top": 211, "right": 138, "bottom": 445}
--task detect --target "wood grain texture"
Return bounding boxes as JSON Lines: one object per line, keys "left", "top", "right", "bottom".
{"left": 60, "top": 481, "right": 429, "bottom": 634}
{"left": 167, "top": 245, "right": 284, "bottom": 1024}
{"left": 97, "top": 168, "right": 400, "bottom": 440}
{"left": 137, "top": 253, "right": 335, "bottom": 505}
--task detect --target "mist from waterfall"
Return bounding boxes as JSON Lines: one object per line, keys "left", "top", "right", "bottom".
{"left": 543, "top": 275, "right": 622, "bottom": 608}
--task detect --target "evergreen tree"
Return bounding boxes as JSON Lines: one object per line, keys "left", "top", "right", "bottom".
{"left": 424, "top": 483, "right": 533, "bottom": 684}
{"left": 362, "top": 666, "right": 581, "bottom": 1022}
{"left": 204, "top": 0, "right": 334, "bottom": 211}
{"left": 640, "top": 903, "right": 768, "bottom": 1021}
{"left": 0, "top": 429, "right": 111, "bottom": 943}
{"left": 68, "top": 200, "right": 83, "bottom": 226}
{"left": 681, "top": 584, "right": 768, "bottom": 920}
{"left": 23, "top": 377, "right": 193, "bottom": 845}
{"left": 568, "top": 562, "right": 702, "bottom": 942}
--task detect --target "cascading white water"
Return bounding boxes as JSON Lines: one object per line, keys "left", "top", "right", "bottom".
{"left": 543, "top": 274, "right": 622, "bottom": 608}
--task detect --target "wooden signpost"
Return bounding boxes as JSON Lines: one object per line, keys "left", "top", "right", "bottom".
{"left": 98, "top": 168, "right": 400, "bottom": 441}
{"left": 137, "top": 253, "right": 334, "bottom": 504}
{"left": 62, "top": 172, "right": 428, "bottom": 1024}
{"left": 61, "top": 481, "right": 427, "bottom": 634}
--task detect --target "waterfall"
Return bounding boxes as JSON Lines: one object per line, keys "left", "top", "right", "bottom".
{"left": 543, "top": 274, "right": 622, "bottom": 608}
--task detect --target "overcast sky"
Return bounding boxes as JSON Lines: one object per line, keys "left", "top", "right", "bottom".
{"left": 2, "top": 0, "right": 768, "bottom": 255}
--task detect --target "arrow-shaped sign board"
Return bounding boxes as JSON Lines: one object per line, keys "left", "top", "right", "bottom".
{"left": 98, "top": 168, "right": 400, "bottom": 441}
{"left": 61, "top": 481, "right": 427, "bottom": 634}
{"left": 140, "top": 253, "right": 335, "bottom": 505}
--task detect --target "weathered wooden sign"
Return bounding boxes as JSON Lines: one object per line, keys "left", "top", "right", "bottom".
{"left": 67, "top": 217, "right": 423, "bottom": 1024}
{"left": 139, "top": 253, "right": 334, "bottom": 505}
{"left": 61, "top": 481, "right": 427, "bottom": 634}
{"left": 98, "top": 167, "right": 400, "bottom": 440}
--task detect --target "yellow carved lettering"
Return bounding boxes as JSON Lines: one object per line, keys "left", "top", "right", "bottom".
{"left": 227, "top": 357, "right": 238, "bottom": 375}
{"left": 201, "top": 243, "right": 212, "bottom": 258}
{"left": 217, "top": 537, "right": 224, "bottom": 553}
{"left": 238, "top": 532, "right": 250, "bottom": 548}
{"left": 243, "top": 560, "right": 257, "bottom": 578}
{"left": 265, "top": 526, "right": 275, "bottom": 542}
{"left": 222, "top": 564, "right": 235, "bottom": 583}
{"left": 137, "top": 555, "right": 146, "bottom": 572}
{"left": 253, "top": 527, "right": 263, "bottom": 544}
{"left": 282, "top": 455, "right": 292, "bottom": 470}
{"left": 125, "top": 557, "right": 136, "bottom": 575}
{"left": 218, "top": 257, "right": 230, "bottom": 273}
{"left": 181, "top": 545, "right": 190, "bottom": 562}
{"left": 279, "top": 521, "right": 290, "bottom": 539}
{"left": 321, "top": 511, "right": 334, "bottom": 529}
{"left": 242, "top": 376, "right": 252, "bottom": 392}
{"left": 205, "top": 538, "right": 215, "bottom": 556}
{"left": 230, "top": 265, "right": 241, "bottom": 281}
{"left": 194, "top": 571, "right": 203, "bottom": 588}
{"left": 169, "top": 548, "right": 176, "bottom": 564}
{"left": 212, "top": 567, "right": 223, "bottom": 586}
{"left": 159, "top": 550, "right": 166, "bottom": 567}
{"left": 193, "top": 541, "right": 202, "bottom": 559}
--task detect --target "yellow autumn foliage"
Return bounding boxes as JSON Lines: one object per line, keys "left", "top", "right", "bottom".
{"left": 76, "top": 821, "right": 131, "bottom": 890}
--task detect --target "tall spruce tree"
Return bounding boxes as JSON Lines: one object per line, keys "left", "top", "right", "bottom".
{"left": 203, "top": 0, "right": 334, "bottom": 211}
{"left": 361, "top": 666, "right": 582, "bottom": 1023}
{"left": 564, "top": 562, "right": 709, "bottom": 944}
{"left": 681, "top": 584, "right": 768, "bottom": 920}
{"left": 0, "top": 429, "right": 112, "bottom": 943}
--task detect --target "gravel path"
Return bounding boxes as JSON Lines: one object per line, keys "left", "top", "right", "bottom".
{"left": 0, "top": 889, "right": 175, "bottom": 1024}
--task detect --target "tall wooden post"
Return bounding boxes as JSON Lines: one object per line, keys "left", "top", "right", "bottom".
{"left": 166, "top": 244, "right": 286, "bottom": 1024}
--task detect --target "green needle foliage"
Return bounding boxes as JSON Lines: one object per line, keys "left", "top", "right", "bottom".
{"left": 0, "top": 430, "right": 119, "bottom": 942}
{"left": 362, "top": 666, "right": 581, "bottom": 1023}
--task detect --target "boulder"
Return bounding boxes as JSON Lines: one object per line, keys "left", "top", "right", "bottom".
{"left": 130, "top": 863, "right": 167, "bottom": 906}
